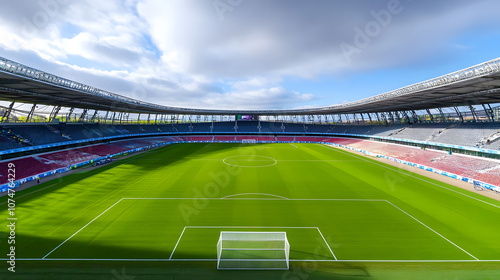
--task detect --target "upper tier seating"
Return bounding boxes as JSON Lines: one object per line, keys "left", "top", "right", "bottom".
{"left": 1, "top": 122, "right": 499, "bottom": 152}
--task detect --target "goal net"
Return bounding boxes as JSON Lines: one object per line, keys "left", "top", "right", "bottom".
{"left": 242, "top": 139, "right": 257, "bottom": 143}
{"left": 217, "top": 231, "right": 290, "bottom": 270}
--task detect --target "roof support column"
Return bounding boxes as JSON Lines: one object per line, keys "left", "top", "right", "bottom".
{"left": 26, "top": 104, "right": 37, "bottom": 122}
{"left": 367, "top": 113, "right": 373, "bottom": 123}
{"left": 104, "top": 111, "right": 109, "bottom": 124}
{"left": 48, "top": 105, "right": 61, "bottom": 122}
{"left": 437, "top": 108, "right": 446, "bottom": 122}
{"left": 375, "top": 112, "right": 381, "bottom": 123}
{"left": 90, "top": 110, "right": 99, "bottom": 123}
{"left": 66, "top": 107, "right": 75, "bottom": 123}
{"left": 401, "top": 111, "right": 410, "bottom": 124}
{"left": 453, "top": 107, "right": 464, "bottom": 122}
{"left": 111, "top": 112, "right": 116, "bottom": 124}
{"left": 410, "top": 110, "right": 419, "bottom": 123}
{"left": 2, "top": 101, "right": 15, "bottom": 123}
{"left": 425, "top": 109, "right": 434, "bottom": 122}
{"left": 468, "top": 105, "right": 478, "bottom": 122}
{"left": 381, "top": 112, "right": 388, "bottom": 125}
{"left": 78, "top": 108, "right": 89, "bottom": 122}
{"left": 387, "top": 111, "right": 395, "bottom": 124}
{"left": 482, "top": 104, "right": 494, "bottom": 122}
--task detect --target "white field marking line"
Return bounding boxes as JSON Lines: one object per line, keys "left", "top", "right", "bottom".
{"left": 168, "top": 226, "right": 318, "bottom": 260}
{"left": 186, "top": 226, "right": 317, "bottom": 229}
{"left": 42, "top": 198, "right": 124, "bottom": 259}
{"left": 122, "top": 197, "right": 385, "bottom": 202}
{"left": 9, "top": 258, "right": 500, "bottom": 262}
{"left": 182, "top": 226, "right": 336, "bottom": 260}
{"left": 169, "top": 227, "right": 187, "bottom": 260}
{"left": 0, "top": 183, "right": 58, "bottom": 204}
{"left": 320, "top": 144, "right": 500, "bottom": 210}
{"left": 222, "top": 155, "right": 277, "bottom": 168}
{"left": 289, "top": 143, "right": 298, "bottom": 148}
{"left": 385, "top": 200, "right": 478, "bottom": 261}
{"left": 166, "top": 158, "right": 362, "bottom": 162}
{"left": 317, "top": 227, "right": 337, "bottom": 260}
{"left": 221, "top": 193, "right": 289, "bottom": 200}
{"left": 223, "top": 248, "right": 287, "bottom": 251}
{"left": 277, "top": 160, "right": 362, "bottom": 162}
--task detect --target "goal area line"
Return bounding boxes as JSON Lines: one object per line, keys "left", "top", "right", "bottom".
{"left": 171, "top": 226, "right": 337, "bottom": 261}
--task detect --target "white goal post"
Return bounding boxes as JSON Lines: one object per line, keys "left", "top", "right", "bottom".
{"left": 217, "top": 231, "right": 290, "bottom": 270}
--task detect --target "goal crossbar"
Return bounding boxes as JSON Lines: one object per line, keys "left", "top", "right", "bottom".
{"left": 217, "top": 231, "right": 290, "bottom": 270}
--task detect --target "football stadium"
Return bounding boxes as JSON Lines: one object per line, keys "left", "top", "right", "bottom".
{"left": 1, "top": 1, "right": 500, "bottom": 280}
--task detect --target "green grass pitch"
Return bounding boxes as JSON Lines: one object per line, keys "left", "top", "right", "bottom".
{"left": 1, "top": 143, "right": 500, "bottom": 279}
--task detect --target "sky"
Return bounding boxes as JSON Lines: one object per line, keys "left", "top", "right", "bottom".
{"left": 0, "top": 0, "right": 500, "bottom": 111}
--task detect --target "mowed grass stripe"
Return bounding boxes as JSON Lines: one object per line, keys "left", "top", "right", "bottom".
{"left": 41, "top": 199, "right": 472, "bottom": 261}
{"left": 0, "top": 143, "right": 499, "bottom": 262}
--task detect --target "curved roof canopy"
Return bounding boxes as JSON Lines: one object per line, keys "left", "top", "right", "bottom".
{"left": 0, "top": 56, "right": 500, "bottom": 115}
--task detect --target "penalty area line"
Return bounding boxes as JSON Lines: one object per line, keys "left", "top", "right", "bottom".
{"left": 221, "top": 193, "right": 289, "bottom": 200}
{"left": 6, "top": 258, "right": 500, "bottom": 262}
{"left": 316, "top": 227, "right": 337, "bottom": 260}
{"left": 42, "top": 198, "right": 124, "bottom": 259}
{"left": 169, "top": 227, "right": 187, "bottom": 260}
{"left": 385, "top": 200, "right": 479, "bottom": 261}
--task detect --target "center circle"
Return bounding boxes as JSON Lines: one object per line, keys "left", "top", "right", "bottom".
{"left": 223, "top": 155, "right": 277, "bottom": 167}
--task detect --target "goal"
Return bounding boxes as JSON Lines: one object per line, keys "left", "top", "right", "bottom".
{"left": 242, "top": 139, "right": 257, "bottom": 143}
{"left": 216, "top": 231, "right": 290, "bottom": 270}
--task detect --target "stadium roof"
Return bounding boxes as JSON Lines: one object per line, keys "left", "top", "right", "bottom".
{"left": 1, "top": 56, "right": 500, "bottom": 115}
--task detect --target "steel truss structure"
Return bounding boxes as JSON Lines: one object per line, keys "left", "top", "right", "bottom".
{"left": 0, "top": 56, "right": 500, "bottom": 124}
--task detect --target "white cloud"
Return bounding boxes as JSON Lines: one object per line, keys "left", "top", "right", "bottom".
{"left": 1, "top": 0, "right": 500, "bottom": 110}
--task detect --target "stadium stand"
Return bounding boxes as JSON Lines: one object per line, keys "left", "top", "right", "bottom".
{"left": 4, "top": 134, "right": 498, "bottom": 189}
{"left": 305, "top": 124, "right": 331, "bottom": 133}
{"left": 328, "top": 138, "right": 500, "bottom": 186}
{"left": 431, "top": 122, "right": 500, "bottom": 147}
{"left": 261, "top": 122, "right": 284, "bottom": 133}
{"left": 121, "top": 124, "right": 146, "bottom": 134}
{"left": 7, "top": 125, "right": 68, "bottom": 145}
{"left": 0, "top": 135, "right": 24, "bottom": 150}
{"left": 1, "top": 122, "right": 500, "bottom": 152}
{"left": 364, "top": 124, "right": 407, "bottom": 136}
{"left": 0, "top": 136, "right": 178, "bottom": 185}
{"left": 390, "top": 123, "right": 450, "bottom": 141}
{"left": 214, "top": 136, "right": 236, "bottom": 141}
{"left": 176, "top": 123, "right": 193, "bottom": 132}
{"left": 191, "top": 122, "right": 213, "bottom": 132}
{"left": 282, "top": 123, "right": 304, "bottom": 133}
{"left": 277, "top": 136, "right": 295, "bottom": 142}
{"left": 236, "top": 121, "right": 260, "bottom": 133}
{"left": 213, "top": 122, "right": 236, "bottom": 133}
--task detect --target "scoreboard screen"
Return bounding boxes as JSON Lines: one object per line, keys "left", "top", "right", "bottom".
{"left": 236, "top": 115, "right": 258, "bottom": 121}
